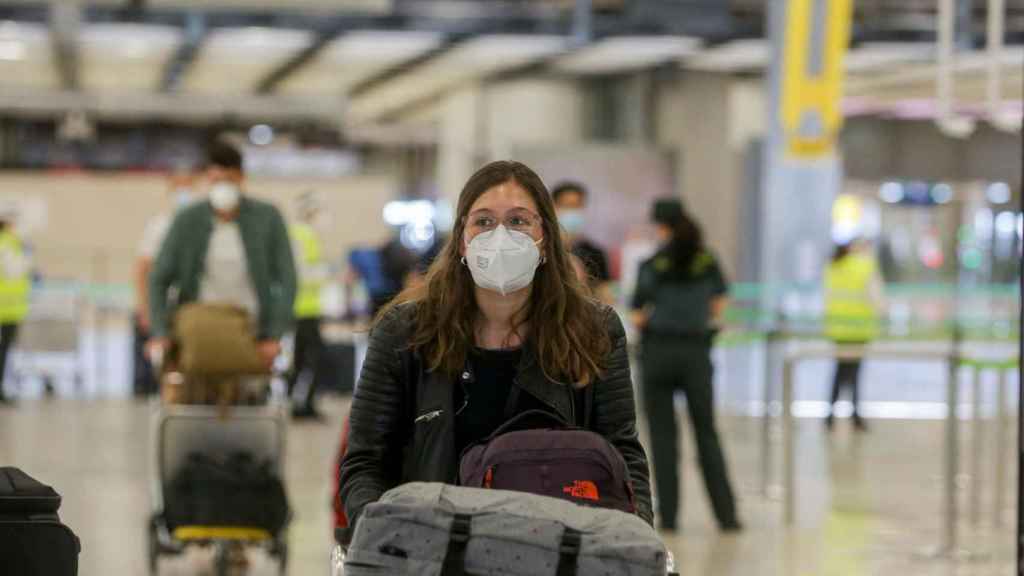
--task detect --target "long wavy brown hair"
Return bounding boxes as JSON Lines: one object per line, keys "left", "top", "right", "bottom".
{"left": 381, "top": 160, "right": 611, "bottom": 387}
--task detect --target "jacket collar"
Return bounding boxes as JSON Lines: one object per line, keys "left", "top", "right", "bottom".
{"left": 514, "top": 344, "right": 575, "bottom": 423}
{"left": 457, "top": 349, "right": 573, "bottom": 425}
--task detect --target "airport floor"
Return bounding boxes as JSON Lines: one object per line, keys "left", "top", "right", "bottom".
{"left": 0, "top": 393, "right": 1016, "bottom": 576}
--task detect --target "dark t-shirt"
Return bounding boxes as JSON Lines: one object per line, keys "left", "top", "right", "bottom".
{"left": 454, "top": 347, "right": 547, "bottom": 457}
{"left": 571, "top": 238, "right": 610, "bottom": 287}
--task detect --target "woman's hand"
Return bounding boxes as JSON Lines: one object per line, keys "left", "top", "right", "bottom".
{"left": 709, "top": 296, "right": 729, "bottom": 329}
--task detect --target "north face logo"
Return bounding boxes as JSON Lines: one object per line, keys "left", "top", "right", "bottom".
{"left": 562, "top": 480, "right": 600, "bottom": 501}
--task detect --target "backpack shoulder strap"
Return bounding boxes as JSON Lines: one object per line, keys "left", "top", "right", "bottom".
{"left": 489, "top": 409, "right": 569, "bottom": 440}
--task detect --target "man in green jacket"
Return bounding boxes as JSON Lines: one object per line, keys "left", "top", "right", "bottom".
{"left": 147, "top": 140, "right": 297, "bottom": 370}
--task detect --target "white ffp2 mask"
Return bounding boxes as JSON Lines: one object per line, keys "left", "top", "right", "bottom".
{"left": 465, "top": 225, "right": 541, "bottom": 296}
{"left": 209, "top": 182, "right": 241, "bottom": 212}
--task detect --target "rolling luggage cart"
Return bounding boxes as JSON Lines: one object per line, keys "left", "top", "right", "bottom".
{"left": 11, "top": 284, "right": 84, "bottom": 396}
{"left": 148, "top": 402, "right": 289, "bottom": 576}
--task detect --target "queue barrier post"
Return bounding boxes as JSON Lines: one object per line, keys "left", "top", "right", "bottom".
{"left": 994, "top": 366, "right": 1009, "bottom": 527}
{"left": 774, "top": 341, "right": 970, "bottom": 563}
{"left": 970, "top": 364, "right": 983, "bottom": 527}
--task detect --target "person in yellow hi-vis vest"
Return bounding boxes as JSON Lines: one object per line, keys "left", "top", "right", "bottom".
{"left": 288, "top": 192, "right": 328, "bottom": 420}
{"left": 824, "top": 240, "right": 884, "bottom": 431}
{"left": 0, "top": 211, "right": 29, "bottom": 406}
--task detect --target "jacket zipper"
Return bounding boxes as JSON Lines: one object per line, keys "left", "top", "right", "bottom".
{"left": 414, "top": 409, "right": 443, "bottom": 424}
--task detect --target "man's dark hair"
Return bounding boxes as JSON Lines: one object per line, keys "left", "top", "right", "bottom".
{"left": 206, "top": 139, "right": 243, "bottom": 171}
{"left": 550, "top": 181, "right": 587, "bottom": 203}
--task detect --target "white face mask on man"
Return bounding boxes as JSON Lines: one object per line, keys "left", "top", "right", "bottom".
{"left": 209, "top": 182, "right": 241, "bottom": 212}
{"left": 464, "top": 224, "right": 542, "bottom": 296}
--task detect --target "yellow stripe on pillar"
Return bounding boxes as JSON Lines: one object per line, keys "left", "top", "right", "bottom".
{"left": 781, "top": 0, "right": 853, "bottom": 159}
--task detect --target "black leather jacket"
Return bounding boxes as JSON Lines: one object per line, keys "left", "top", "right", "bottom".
{"left": 339, "top": 303, "right": 654, "bottom": 526}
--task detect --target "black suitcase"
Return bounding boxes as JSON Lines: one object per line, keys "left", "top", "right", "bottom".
{"left": 0, "top": 467, "right": 80, "bottom": 576}
{"left": 318, "top": 341, "right": 356, "bottom": 394}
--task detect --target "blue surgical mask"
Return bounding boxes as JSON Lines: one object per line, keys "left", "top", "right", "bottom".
{"left": 559, "top": 209, "right": 585, "bottom": 235}
{"left": 174, "top": 188, "right": 194, "bottom": 210}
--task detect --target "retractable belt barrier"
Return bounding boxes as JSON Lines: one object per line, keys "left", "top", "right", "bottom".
{"left": 754, "top": 337, "right": 1017, "bottom": 561}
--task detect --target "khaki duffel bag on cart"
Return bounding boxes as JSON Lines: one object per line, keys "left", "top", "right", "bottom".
{"left": 161, "top": 303, "right": 268, "bottom": 408}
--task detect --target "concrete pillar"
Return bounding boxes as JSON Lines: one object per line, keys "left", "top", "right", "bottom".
{"left": 436, "top": 77, "right": 584, "bottom": 202}
{"left": 760, "top": 0, "right": 852, "bottom": 312}
{"left": 483, "top": 78, "right": 585, "bottom": 160}
{"left": 437, "top": 83, "right": 485, "bottom": 205}
{"left": 656, "top": 72, "right": 766, "bottom": 280}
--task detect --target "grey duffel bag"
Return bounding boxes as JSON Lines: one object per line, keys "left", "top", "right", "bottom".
{"left": 344, "top": 482, "right": 669, "bottom": 576}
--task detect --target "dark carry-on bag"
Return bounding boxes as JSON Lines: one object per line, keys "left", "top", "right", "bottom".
{"left": 0, "top": 467, "right": 81, "bottom": 576}
{"left": 165, "top": 451, "right": 290, "bottom": 534}
{"left": 344, "top": 482, "right": 667, "bottom": 576}
{"left": 459, "top": 409, "right": 637, "bottom": 514}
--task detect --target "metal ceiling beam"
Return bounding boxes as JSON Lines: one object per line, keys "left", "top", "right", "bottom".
{"left": 346, "top": 35, "right": 462, "bottom": 99}
{"left": 255, "top": 23, "right": 348, "bottom": 95}
{"left": 49, "top": 1, "right": 81, "bottom": 91}
{"left": 0, "top": 88, "right": 343, "bottom": 123}
{"left": 159, "top": 12, "right": 207, "bottom": 93}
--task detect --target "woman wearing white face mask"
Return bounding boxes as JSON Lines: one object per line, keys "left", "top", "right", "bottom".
{"left": 339, "top": 160, "right": 654, "bottom": 529}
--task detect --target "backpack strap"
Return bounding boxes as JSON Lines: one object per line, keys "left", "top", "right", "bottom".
{"left": 555, "top": 527, "right": 582, "bottom": 576}
{"left": 441, "top": 513, "right": 472, "bottom": 576}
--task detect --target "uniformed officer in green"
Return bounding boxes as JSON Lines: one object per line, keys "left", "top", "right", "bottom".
{"left": 288, "top": 192, "right": 328, "bottom": 419}
{"left": 824, "top": 240, "right": 883, "bottom": 431}
{"left": 631, "top": 199, "right": 740, "bottom": 533}
{"left": 0, "top": 211, "right": 29, "bottom": 405}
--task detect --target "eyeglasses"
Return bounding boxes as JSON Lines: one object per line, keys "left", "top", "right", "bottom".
{"left": 466, "top": 209, "right": 542, "bottom": 234}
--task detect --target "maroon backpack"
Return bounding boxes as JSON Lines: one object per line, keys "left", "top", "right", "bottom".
{"left": 458, "top": 408, "right": 637, "bottom": 514}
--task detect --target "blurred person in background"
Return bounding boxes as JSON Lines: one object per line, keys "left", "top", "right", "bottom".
{"left": 374, "top": 234, "right": 419, "bottom": 314}
{"left": 147, "top": 139, "right": 296, "bottom": 375}
{"left": 0, "top": 208, "right": 28, "bottom": 406}
{"left": 133, "top": 169, "right": 195, "bottom": 397}
{"left": 824, "top": 239, "right": 884, "bottom": 432}
{"left": 288, "top": 191, "right": 328, "bottom": 420}
{"left": 551, "top": 182, "right": 612, "bottom": 302}
{"left": 631, "top": 198, "right": 740, "bottom": 533}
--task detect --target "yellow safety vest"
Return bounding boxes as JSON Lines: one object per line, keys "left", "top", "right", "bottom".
{"left": 824, "top": 254, "right": 879, "bottom": 342}
{"left": 291, "top": 223, "right": 324, "bottom": 319}
{"left": 0, "top": 230, "right": 29, "bottom": 325}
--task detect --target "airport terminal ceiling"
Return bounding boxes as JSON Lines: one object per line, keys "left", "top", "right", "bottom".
{"left": 0, "top": 0, "right": 1020, "bottom": 127}
{"left": 0, "top": 3, "right": 1020, "bottom": 576}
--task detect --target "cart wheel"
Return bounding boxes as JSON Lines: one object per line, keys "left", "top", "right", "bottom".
{"left": 277, "top": 540, "right": 288, "bottom": 576}
{"left": 214, "top": 541, "right": 250, "bottom": 576}
{"left": 213, "top": 542, "right": 230, "bottom": 576}
{"left": 146, "top": 515, "right": 159, "bottom": 575}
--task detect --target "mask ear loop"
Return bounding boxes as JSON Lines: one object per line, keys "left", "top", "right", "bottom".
{"left": 461, "top": 256, "right": 467, "bottom": 266}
